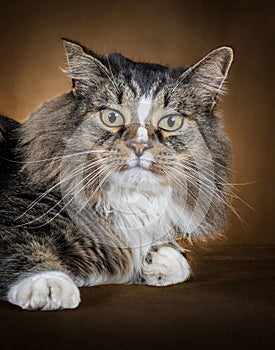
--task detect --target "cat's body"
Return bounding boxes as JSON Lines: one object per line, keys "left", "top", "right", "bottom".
{"left": 0, "top": 41, "right": 233, "bottom": 310}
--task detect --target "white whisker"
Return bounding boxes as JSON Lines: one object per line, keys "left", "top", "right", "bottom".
{"left": 3, "top": 149, "right": 109, "bottom": 164}
{"left": 169, "top": 158, "right": 256, "bottom": 212}
{"left": 33, "top": 162, "right": 116, "bottom": 228}
{"left": 15, "top": 157, "right": 112, "bottom": 223}
{"left": 16, "top": 161, "right": 113, "bottom": 228}
{"left": 73, "top": 162, "right": 121, "bottom": 216}
{"left": 165, "top": 162, "right": 250, "bottom": 229}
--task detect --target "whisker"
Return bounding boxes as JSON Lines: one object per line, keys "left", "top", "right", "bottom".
{"left": 73, "top": 161, "right": 121, "bottom": 216}
{"left": 165, "top": 165, "right": 221, "bottom": 218}
{"left": 15, "top": 161, "right": 113, "bottom": 228}
{"left": 176, "top": 154, "right": 235, "bottom": 173}
{"left": 15, "top": 156, "right": 111, "bottom": 222}
{"left": 32, "top": 162, "right": 116, "bottom": 228}
{"left": 1, "top": 149, "right": 110, "bottom": 164}
{"left": 171, "top": 157, "right": 250, "bottom": 199}
{"left": 168, "top": 159, "right": 256, "bottom": 212}
{"left": 166, "top": 163, "right": 250, "bottom": 228}
{"left": 163, "top": 166, "right": 225, "bottom": 236}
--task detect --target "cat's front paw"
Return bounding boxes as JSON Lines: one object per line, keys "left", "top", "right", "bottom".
{"left": 141, "top": 246, "right": 190, "bottom": 286}
{"left": 7, "top": 271, "right": 80, "bottom": 311}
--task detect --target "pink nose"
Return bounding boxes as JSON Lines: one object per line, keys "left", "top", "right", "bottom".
{"left": 126, "top": 141, "right": 150, "bottom": 157}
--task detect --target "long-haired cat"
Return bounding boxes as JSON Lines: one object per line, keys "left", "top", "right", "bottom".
{"left": 0, "top": 40, "right": 233, "bottom": 310}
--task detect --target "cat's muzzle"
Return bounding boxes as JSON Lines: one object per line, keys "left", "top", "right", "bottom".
{"left": 126, "top": 140, "right": 152, "bottom": 157}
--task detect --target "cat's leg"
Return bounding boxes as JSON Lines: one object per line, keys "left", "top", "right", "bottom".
{"left": 140, "top": 245, "right": 190, "bottom": 286}
{"left": 0, "top": 226, "right": 81, "bottom": 311}
{"left": 7, "top": 271, "right": 80, "bottom": 311}
{"left": 1, "top": 222, "right": 132, "bottom": 310}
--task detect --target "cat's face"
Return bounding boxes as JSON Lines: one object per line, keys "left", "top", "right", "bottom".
{"left": 62, "top": 41, "right": 232, "bottom": 196}
{"left": 22, "top": 40, "right": 233, "bottom": 237}
{"left": 81, "top": 105, "right": 208, "bottom": 211}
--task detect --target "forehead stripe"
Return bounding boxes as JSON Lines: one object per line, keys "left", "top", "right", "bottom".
{"left": 137, "top": 126, "right": 148, "bottom": 141}
{"left": 137, "top": 95, "right": 152, "bottom": 126}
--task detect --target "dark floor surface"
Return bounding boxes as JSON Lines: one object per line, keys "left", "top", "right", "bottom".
{"left": 0, "top": 245, "right": 274, "bottom": 350}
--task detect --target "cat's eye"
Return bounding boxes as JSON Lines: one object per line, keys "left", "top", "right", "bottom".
{"left": 158, "top": 114, "right": 184, "bottom": 132}
{"left": 100, "top": 109, "right": 125, "bottom": 127}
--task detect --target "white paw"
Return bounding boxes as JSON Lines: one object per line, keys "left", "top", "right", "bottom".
{"left": 7, "top": 271, "right": 80, "bottom": 311}
{"left": 141, "top": 246, "right": 190, "bottom": 286}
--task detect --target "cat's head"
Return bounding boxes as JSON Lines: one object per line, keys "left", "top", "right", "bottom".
{"left": 21, "top": 40, "right": 233, "bottom": 237}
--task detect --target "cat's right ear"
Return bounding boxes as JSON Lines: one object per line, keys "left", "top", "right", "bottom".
{"left": 62, "top": 39, "right": 110, "bottom": 96}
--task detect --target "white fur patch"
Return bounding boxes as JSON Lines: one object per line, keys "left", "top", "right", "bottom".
{"left": 137, "top": 95, "right": 152, "bottom": 126}
{"left": 136, "top": 126, "right": 148, "bottom": 142}
{"left": 7, "top": 271, "right": 80, "bottom": 311}
{"left": 105, "top": 170, "right": 191, "bottom": 271}
{"left": 141, "top": 246, "right": 190, "bottom": 286}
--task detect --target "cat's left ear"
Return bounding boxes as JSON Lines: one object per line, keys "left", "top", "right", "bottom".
{"left": 62, "top": 39, "right": 110, "bottom": 96}
{"left": 177, "top": 47, "right": 233, "bottom": 110}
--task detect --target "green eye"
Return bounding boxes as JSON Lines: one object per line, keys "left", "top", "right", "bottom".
{"left": 100, "top": 109, "right": 125, "bottom": 127}
{"left": 158, "top": 114, "right": 184, "bottom": 132}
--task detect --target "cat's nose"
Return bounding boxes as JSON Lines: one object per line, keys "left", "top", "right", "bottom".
{"left": 126, "top": 140, "right": 151, "bottom": 157}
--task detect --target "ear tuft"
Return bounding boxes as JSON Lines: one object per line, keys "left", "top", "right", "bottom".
{"left": 62, "top": 39, "right": 86, "bottom": 61}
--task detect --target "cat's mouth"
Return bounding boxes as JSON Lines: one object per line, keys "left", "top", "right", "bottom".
{"left": 133, "top": 159, "right": 149, "bottom": 169}
{"left": 126, "top": 150, "right": 153, "bottom": 170}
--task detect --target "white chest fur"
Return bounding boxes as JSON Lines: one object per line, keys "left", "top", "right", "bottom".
{"left": 104, "top": 168, "right": 189, "bottom": 267}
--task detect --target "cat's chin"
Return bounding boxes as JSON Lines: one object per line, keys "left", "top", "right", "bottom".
{"left": 112, "top": 167, "right": 162, "bottom": 193}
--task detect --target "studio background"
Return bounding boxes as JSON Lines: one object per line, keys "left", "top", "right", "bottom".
{"left": 0, "top": 0, "right": 273, "bottom": 244}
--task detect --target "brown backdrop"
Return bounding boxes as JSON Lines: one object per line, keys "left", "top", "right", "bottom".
{"left": 0, "top": 0, "right": 274, "bottom": 244}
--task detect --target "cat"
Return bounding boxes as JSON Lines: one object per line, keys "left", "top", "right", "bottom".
{"left": 0, "top": 39, "right": 233, "bottom": 310}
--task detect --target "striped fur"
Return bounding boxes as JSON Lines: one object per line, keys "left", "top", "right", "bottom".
{"left": 0, "top": 40, "right": 233, "bottom": 310}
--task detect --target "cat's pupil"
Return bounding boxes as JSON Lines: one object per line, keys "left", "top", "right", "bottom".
{"left": 167, "top": 116, "right": 175, "bottom": 128}
{"left": 108, "top": 112, "right": 117, "bottom": 123}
